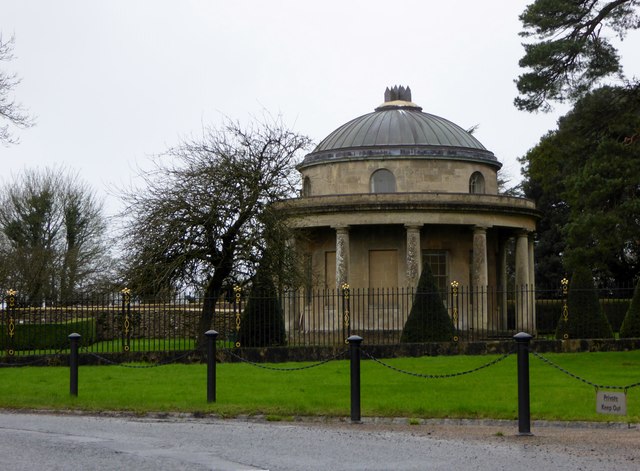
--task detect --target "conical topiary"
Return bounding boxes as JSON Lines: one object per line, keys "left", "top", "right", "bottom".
{"left": 620, "top": 279, "right": 640, "bottom": 338}
{"left": 237, "top": 268, "right": 286, "bottom": 348}
{"left": 555, "top": 267, "right": 613, "bottom": 339}
{"left": 401, "top": 263, "right": 454, "bottom": 342}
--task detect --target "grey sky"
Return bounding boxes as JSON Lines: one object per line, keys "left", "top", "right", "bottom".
{"left": 2, "top": 1, "right": 639, "bottom": 218}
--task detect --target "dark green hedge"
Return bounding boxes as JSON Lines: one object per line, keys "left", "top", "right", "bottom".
{"left": 0, "top": 318, "right": 96, "bottom": 351}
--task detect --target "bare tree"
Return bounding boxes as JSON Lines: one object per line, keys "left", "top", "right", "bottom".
{"left": 0, "top": 35, "right": 34, "bottom": 145}
{"left": 120, "top": 117, "right": 312, "bottom": 345}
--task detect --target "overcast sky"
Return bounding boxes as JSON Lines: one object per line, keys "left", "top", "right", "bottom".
{"left": 2, "top": 1, "right": 639, "bottom": 218}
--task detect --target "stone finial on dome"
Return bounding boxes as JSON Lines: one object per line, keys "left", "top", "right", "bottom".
{"left": 376, "top": 85, "right": 422, "bottom": 112}
{"left": 384, "top": 85, "right": 412, "bottom": 102}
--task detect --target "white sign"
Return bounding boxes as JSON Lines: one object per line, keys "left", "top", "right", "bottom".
{"left": 596, "top": 391, "right": 627, "bottom": 415}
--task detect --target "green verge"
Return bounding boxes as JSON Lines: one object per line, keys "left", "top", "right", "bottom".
{"left": 0, "top": 351, "right": 639, "bottom": 422}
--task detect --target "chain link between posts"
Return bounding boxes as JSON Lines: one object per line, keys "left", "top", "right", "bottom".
{"left": 531, "top": 351, "right": 640, "bottom": 392}
{"left": 362, "top": 349, "right": 513, "bottom": 379}
{"left": 0, "top": 355, "right": 63, "bottom": 367}
{"left": 222, "top": 347, "right": 348, "bottom": 371}
{"left": 82, "top": 349, "right": 199, "bottom": 368}
{"left": 0, "top": 348, "right": 69, "bottom": 367}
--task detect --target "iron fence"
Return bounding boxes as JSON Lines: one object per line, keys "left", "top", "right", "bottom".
{"left": 0, "top": 290, "right": 202, "bottom": 357}
{"left": 0, "top": 284, "right": 635, "bottom": 357}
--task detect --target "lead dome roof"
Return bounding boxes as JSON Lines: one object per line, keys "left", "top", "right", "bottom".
{"left": 299, "top": 86, "right": 501, "bottom": 169}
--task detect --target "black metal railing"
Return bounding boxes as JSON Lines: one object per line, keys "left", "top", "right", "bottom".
{"left": 0, "top": 284, "right": 635, "bottom": 357}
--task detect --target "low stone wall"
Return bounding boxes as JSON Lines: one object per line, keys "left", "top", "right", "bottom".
{"left": 217, "top": 337, "right": 640, "bottom": 363}
{"left": 3, "top": 337, "right": 639, "bottom": 366}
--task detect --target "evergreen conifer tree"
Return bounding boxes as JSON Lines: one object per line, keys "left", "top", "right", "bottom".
{"left": 556, "top": 267, "right": 613, "bottom": 339}
{"left": 620, "top": 279, "right": 640, "bottom": 338}
{"left": 401, "top": 264, "right": 454, "bottom": 343}
{"left": 237, "top": 268, "right": 286, "bottom": 347}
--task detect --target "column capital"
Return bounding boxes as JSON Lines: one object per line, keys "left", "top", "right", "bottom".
{"left": 332, "top": 225, "right": 350, "bottom": 233}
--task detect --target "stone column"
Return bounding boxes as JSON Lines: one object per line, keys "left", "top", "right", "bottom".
{"left": 528, "top": 233, "right": 536, "bottom": 333}
{"left": 472, "top": 226, "right": 489, "bottom": 331}
{"left": 334, "top": 226, "right": 350, "bottom": 290}
{"left": 515, "top": 230, "right": 532, "bottom": 331}
{"left": 405, "top": 225, "right": 422, "bottom": 288}
{"left": 498, "top": 236, "right": 510, "bottom": 330}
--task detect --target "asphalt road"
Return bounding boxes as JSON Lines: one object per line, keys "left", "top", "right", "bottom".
{"left": 0, "top": 412, "right": 638, "bottom": 470}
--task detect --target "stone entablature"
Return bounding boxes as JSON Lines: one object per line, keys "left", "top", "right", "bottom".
{"left": 279, "top": 193, "right": 539, "bottom": 231}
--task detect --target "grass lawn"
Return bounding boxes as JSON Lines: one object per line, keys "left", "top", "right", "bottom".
{"left": 1, "top": 350, "right": 639, "bottom": 423}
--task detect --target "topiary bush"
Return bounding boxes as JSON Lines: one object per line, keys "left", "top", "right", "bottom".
{"left": 602, "top": 299, "right": 631, "bottom": 333}
{"left": 237, "top": 269, "right": 286, "bottom": 348}
{"left": 401, "top": 264, "right": 454, "bottom": 343}
{"left": 620, "top": 279, "right": 640, "bottom": 338}
{"left": 555, "top": 267, "right": 613, "bottom": 339}
{"left": 535, "top": 299, "right": 563, "bottom": 335}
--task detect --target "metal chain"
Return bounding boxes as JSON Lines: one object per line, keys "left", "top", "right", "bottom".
{"left": 223, "top": 348, "right": 348, "bottom": 371}
{"left": 83, "top": 349, "right": 198, "bottom": 368}
{"left": 362, "top": 350, "right": 513, "bottom": 379}
{"left": 0, "top": 348, "right": 68, "bottom": 367}
{"left": 0, "top": 355, "right": 62, "bottom": 367}
{"left": 531, "top": 351, "right": 640, "bottom": 391}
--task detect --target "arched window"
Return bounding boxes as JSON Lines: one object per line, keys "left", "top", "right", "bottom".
{"left": 302, "top": 177, "right": 311, "bottom": 197}
{"left": 469, "top": 172, "right": 485, "bottom": 194}
{"left": 370, "top": 169, "right": 396, "bottom": 193}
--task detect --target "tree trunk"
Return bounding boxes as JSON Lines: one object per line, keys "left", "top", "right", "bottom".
{"left": 197, "top": 280, "right": 222, "bottom": 350}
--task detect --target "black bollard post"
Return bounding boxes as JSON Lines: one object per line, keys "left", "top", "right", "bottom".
{"left": 347, "top": 335, "right": 363, "bottom": 423}
{"left": 205, "top": 330, "right": 219, "bottom": 403}
{"left": 68, "top": 333, "right": 81, "bottom": 397}
{"left": 514, "top": 332, "right": 533, "bottom": 436}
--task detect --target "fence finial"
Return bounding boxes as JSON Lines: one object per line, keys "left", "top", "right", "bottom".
{"left": 451, "top": 281, "right": 459, "bottom": 342}
{"left": 560, "top": 278, "right": 569, "bottom": 339}
{"left": 342, "top": 283, "right": 351, "bottom": 343}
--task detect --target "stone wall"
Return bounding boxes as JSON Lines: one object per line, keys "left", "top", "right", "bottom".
{"left": 301, "top": 158, "right": 499, "bottom": 195}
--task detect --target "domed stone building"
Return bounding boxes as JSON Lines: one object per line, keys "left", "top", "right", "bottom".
{"left": 281, "top": 86, "right": 539, "bottom": 339}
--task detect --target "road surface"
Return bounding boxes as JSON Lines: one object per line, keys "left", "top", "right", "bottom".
{"left": 0, "top": 412, "right": 638, "bottom": 470}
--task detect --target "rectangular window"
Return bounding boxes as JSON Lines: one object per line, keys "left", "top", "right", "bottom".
{"left": 422, "top": 250, "right": 449, "bottom": 294}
